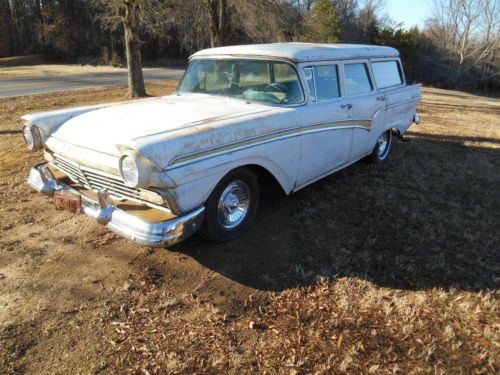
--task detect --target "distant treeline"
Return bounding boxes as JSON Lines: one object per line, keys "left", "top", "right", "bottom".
{"left": 0, "top": 0, "right": 498, "bottom": 95}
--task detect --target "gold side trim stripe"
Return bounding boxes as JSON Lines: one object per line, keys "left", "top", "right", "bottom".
{"left": 169, "top": 119, "right": 371, "bottom": 167}
{"left": 167, "top": 97, "right": 421, "bottom": 169}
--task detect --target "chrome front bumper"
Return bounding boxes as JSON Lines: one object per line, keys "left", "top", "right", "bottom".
{"left": 27, "top": 163, "right": 205, "bottom": 247}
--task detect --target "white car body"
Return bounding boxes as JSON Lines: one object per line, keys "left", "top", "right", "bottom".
{"left": 25, "top": 43, "right": 421, "bottom": 246}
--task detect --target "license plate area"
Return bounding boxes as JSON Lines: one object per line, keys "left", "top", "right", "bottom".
{"left": 54, "top": 191, "right": 82, "bottom": 214}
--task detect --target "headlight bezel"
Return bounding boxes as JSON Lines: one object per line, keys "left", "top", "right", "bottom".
{"left": 118, "top": 151, "right": 150, "bottom": 188}
{"left": 22, "top": 123, "right": 42, "bottom": 151}
{"left": 119, "top": 155, "right": 140, "bottom": 187}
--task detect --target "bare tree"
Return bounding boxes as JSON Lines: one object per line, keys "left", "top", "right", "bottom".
{"left": 426, "top": 0, "right": 500, "bottom": 86}
{"left": 356, "top": 0, "right": 389, "bottom": 41}
{"left": 0, "top": 0, "right": 14, "bottom": 55}
{"left": 122, "top": 0, "right": 146, "bottom": 97}
{"left": 165, "top": 0, "right": 303, "bottom": 54}
{"left": 205, "top": 0, "right": 229, "bottom": 47}
{"left": 236, "top": 0, "right": 302, "bottom": 42}
{"left": 292, "top": 0, "right": 315, "bottom": 14}
{"left": 88, "top": 0, "right": 173, "bottom": 97}
{"left": 169, "top": 0, "right": 209, "bottom": 53}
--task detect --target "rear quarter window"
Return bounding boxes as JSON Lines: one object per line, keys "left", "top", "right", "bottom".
{"left": 371, "top": 60, "right": 404, "bottom": 89}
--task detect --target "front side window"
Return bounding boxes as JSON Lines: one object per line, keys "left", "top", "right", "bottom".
{"left": 177, "top": 59, "right": 304, "bottom": 104}
{"left": 303, "top": 65, "right": 341, "bottom": 102}
{"left": 344, "top": 63, "right": 373, "bottom": 96}
{"left": 314, "top": 65, "right": 340, "bottom": 101}
{"left": 371, "top": 60, "right": 404, "bottom": 89}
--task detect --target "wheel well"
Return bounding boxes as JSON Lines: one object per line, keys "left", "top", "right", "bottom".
{"left": 244, "top": 164, "right": 286, "bottom": 194}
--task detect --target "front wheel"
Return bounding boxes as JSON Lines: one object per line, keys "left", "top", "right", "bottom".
{"left": 199, "top": 167, "right": 259, "bottom": 242}
{"left": 369, "top": 130, "right": 392, "bottom": 164}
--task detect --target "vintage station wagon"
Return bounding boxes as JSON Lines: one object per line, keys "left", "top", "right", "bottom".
{"left": 24, "top": 43, "right": 421, "bottom": 246}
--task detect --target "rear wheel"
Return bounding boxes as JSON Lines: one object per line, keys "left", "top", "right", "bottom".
{"left": 369, "top": 130, "right": 392, "bottom": 164}
{"left": 199, "top": 167, "right": 259, "bottom": 242}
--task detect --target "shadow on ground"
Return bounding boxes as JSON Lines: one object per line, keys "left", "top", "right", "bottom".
{"left": 170, "top": 135, "right": 499, "bottom": 292}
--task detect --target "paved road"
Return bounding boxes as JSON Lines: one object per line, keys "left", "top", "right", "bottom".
{"left": 0, "top": 67, "right": 185, "bottom": 98}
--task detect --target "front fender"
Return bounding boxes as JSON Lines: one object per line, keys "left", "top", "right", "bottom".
{"left": 166, "top": 138, "right": 300, "bottom": 213}
{"left": 21, "top": 103, "right": 113, "bottom": 141}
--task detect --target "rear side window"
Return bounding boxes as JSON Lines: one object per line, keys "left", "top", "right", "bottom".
{"left": 372, "top": 60, "right": 404, "bottom": 88}
{"left": 303, "top": 65, "right": 341, "bottom": 101}
{"left": 344, "top": 63, "right": 373, "bottom": 96}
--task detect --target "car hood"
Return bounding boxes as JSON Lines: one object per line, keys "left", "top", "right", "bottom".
{"left": 47, "top": 95, "right": 269, "bottom": 158}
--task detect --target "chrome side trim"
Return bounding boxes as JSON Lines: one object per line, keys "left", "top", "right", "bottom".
{"left": 168, "top": 119, "right": 371, "bottom": 169}
{"left": 27, "top": 163, "right": 204, "bottom": 247}
{"left": 372, "top": 97, "right": 421, "bottom": 120}
{"left": 166, "top": 97, "right": 421, "bottom": 170}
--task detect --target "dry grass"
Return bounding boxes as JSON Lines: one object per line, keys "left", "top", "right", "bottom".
{"left": 0, "top": 83, "right": 498, "bottom": 374}
{"left": 105, "top": 276, "right": 498, "bottom": 374}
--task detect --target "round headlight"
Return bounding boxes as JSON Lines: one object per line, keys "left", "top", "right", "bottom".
{"left": 22, "top": 124, "right": 42, "bottom": 151}
{"left": 120, "top": 155, "right": 140, "bottom": 187}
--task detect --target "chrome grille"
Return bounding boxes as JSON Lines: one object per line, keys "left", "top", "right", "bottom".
{"left": 52, "top": 155, "right": 88, "bottom": 187}
{"left": 51, "top": 154, "right": 160, "bottom": 205}
{"left": 83, "top": 170, "right": 141, "bottom": 200}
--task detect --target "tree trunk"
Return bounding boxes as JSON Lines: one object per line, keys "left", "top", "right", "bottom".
{"left": 34, "top": 0, "right": 43, "bottom": 48}
{"left": 0, "top": 0, "right": 14, "bottom": 55}
{"left": 123, "top": 0, "right": 146, "bottom": 98}
{"left": 206, "top": 0, "right": 227, "bottom": 48}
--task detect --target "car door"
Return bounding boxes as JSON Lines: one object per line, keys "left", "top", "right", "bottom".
{"left": 371, "top": 58, "right": 418, "bottom": 133}
{"left": 341, "top": 60, "right": 386, "bottom": 161}
{"left": 295, "top": 63, "right": 353, "bottom": 189}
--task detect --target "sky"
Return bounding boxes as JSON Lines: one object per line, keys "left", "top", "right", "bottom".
{"left": 385, "top": 0, "right": 431, "bottom": 29}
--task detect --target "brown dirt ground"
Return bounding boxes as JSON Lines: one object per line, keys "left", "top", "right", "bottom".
{"left": 0, "top": 55, "right": 52, "bottom": 68}
{"left": 0, "top": 83, "right": 499, "bottom": 374}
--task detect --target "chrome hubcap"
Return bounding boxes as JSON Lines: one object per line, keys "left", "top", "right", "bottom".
{"left": 377, "top": 132, "right": 390, "bottom": 158}
{"left": 217, "top": 180, "right": 250, "bottom": 229}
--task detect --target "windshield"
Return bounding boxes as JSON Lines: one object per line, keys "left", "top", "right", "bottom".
{"left": 177, "top": 59, "right": 305, "bottom": 105}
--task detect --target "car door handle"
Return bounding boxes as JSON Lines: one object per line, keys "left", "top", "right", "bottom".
{"left": 341, "top": 103, "right": 353, "bottom": 109}
{"left": 377, "top": 94, "right": 386, "bottom": 101}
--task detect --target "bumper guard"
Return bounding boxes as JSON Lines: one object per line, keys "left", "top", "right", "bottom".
{"left": 27, "top": 163, "right": 205, "bottom": 247}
